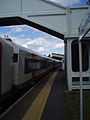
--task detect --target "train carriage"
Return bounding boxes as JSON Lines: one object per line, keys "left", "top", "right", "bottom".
{"left": 0, "top": 37, "right": 61, "bottom": 97}
{"left": 0, "top": 38, "right": 13, "bottom": 95}
{"left": 13, "top": 43, "right": 33, "bottom": 86}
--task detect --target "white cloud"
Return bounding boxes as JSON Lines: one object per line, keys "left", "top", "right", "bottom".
{"left": 0, "top": 34, "right": 63, "bottom": 55}
{"left": 38, "top": 47, "right": 45, "bottom": 52}
{"left": 14, "top": 27, "right": 23, "bottom": 32}
{"left": 56, "top": 43, "right": 64, "bottom": 48}
{"left": 3, "top": 25, "right": 31, "bottom": 34}
{"left": 0, "top": 25, "right": 64, "bottom": 55}
{"left": 10, "top": 36, "right": 32, "bottom": 46}
{"left": 11, "top": 26, "right": 27, "bottom": 33}
{"left": 22, "top": 37, "right": 50, "bottom": 48}
{"left": 21, "top": 36, "right": 64, "bottom": 55}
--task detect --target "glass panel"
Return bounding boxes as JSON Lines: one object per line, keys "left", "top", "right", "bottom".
{"left": 83, "top": 77, "right": 90, "bottom": 85}
{"left": 72, "top": 77, "right": 90, "bottom": 85}
{"left": 71, "top": 40, "right": 89, "bottom": 72}
{"left": 13, "top": 53, "right": 18, "bottom": 63}
{"left": 71, "top": 40, "right": 79, "bottom": 72}
{"left": 82, "top": 41, "right": 89, "bottom": 71}
{"left": 72, "top": 77, "right": 80, "bottom": 85}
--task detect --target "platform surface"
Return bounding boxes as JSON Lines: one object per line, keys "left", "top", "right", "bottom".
{"left": 23, "top": 70, "right": 64, "bottom": 120}
{"left": 41, "top": 70, "right": 63, "bottom": 120}
{"left": 0, "top": 70, "right": 64, "bottom": 120}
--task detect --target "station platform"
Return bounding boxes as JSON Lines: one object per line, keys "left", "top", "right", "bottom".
{"left": 22, "top": 70, "right": 64, "bottom": 120}
{"left": 0, "top": 70, "right": 64, "bottom": 120}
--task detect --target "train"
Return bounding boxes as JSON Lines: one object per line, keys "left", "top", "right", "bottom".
{"left": 0, "top": 37, "right": 62, "bottom": 96}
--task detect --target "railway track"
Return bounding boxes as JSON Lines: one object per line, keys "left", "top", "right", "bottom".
{"left": 0, "top": 72, "right": 53, "bottom": 120}
{"left": 0, "top": 80, "right": 39, "bottom": 119}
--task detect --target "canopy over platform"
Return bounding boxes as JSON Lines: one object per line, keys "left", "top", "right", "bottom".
{"left": 0, "top": 16, "right": 64, "bottom": 39}
{"left": 79, "top": 7, "right": 90, "bottom": 40}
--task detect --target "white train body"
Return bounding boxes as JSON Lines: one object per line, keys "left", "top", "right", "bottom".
{"left": 13, "top": 43, "right": 33, "bottom": 86}
{"left": 0, "top": 38, "right": 13, "bottom": 95}
{"left": 0, "top": 38, "right": 59, "bottom": 96}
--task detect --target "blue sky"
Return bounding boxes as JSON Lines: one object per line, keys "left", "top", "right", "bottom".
{"left": 47, "top": 0, "right": 89, "bottom": 7}
{"left": 80, "top": 0, "right": 88, "bottom": 4}
{"left": 0, "top": 25, "right": 64, "bottom": 56}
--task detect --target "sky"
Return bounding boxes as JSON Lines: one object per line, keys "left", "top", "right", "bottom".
{"left": 0, "top": 25, "right": 64, "bottom": 56}
{"left": 46, "top": 0, "right": 89, "bottom": 7}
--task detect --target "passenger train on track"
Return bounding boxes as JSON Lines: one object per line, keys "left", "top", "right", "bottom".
{"left": 0, "top": 37, "right": 62, "bottom": 97}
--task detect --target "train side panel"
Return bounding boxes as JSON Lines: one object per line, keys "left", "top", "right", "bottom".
{"left": 18, "top": 50, "right": 32, "bottom": 84}
{"left": 13, "top": 43, "right": 19, "bottom": 86}
{"left": 0, "top": 42, "right": 2, "bottom": 95}
{"left": 0, "top": 39, "right": 13, "bottom": 95}
{"left": 13, "top": 47, "right": 32, "bottom": 86}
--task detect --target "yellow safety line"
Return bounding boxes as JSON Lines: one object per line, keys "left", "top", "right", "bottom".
{"left": 22, "top": 72, "right": 58, "bottom": 120}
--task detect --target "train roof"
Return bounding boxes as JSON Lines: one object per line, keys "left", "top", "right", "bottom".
{"left": 0, "top": 37, "right": 43, "bottom": 58}
{"left": 0, "top": 37, "right": 13, "bottom": 47}
{"left": 0, "top": 37, "right": 64, "bottom": 63}
{"left": 42, "top": 55, "right": 60, "bottom": 62}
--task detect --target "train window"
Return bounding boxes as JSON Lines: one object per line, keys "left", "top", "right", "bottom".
{"left": 71, "top": 40, "right": 89, "bottom": 72}
{"left": 72, "top": 77, "right": 80, "bottom": 82}
{"left": 24, "top": 58, "right": 31, "bottom": 73}
{"left": 83, "top": 77, "right": 90, "bottom": 85}
{"left": 72, "top": 77, "right": 80, "bottom": 85}
{"left": 13, "top": 53, "right": 18, "bottom": 63}
{"left": 40, "top": 61, "right": 47, "bottom": 69}
{"left": 73, "top": 77, "right": 90, "bottom": 85}
{"left": 82, "top": 41, "right": 89, "bottom": 71}
{"left": 24, "top": 58, "right": 41, "bottom": 73}
{"left": 71, "top": 40, "right": 79, "bottom": 72}
{"left": 31, "top": 62, "right": 40, "bottom": 69}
